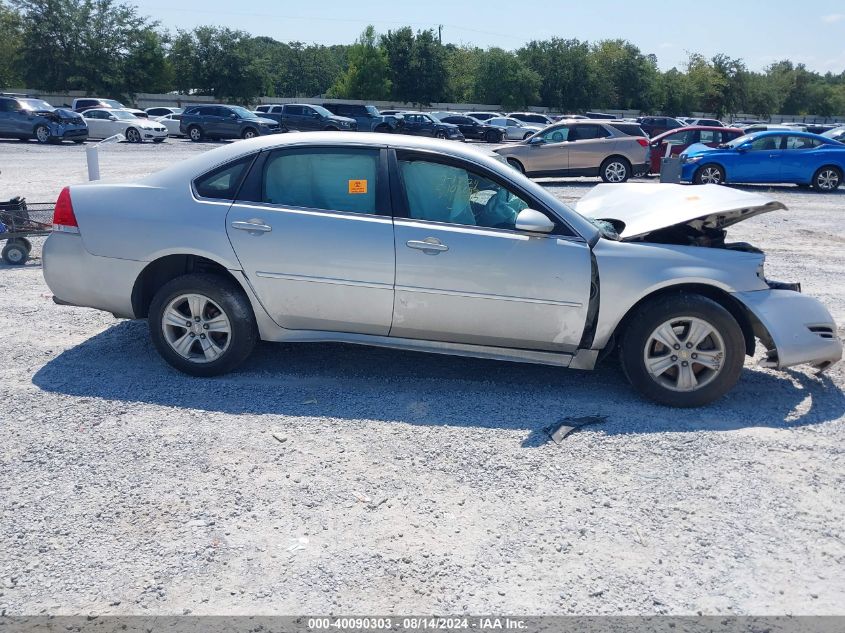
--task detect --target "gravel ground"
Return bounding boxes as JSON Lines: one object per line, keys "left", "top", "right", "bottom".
{"left": 1, "top": 138, "right": 844, "bottom": 616}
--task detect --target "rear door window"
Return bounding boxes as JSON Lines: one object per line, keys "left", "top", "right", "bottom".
{"left": 194, "top": 155, "right": 255, "bottom": 200}
{"left": 261, "top": 149, "right": 381, "bottom": 215}
{"left": 571, "top": 124, "right": 609, "bottom": 140}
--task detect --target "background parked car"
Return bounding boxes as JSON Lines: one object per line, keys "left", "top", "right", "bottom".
{"left": 740, "top": 124, "right": 795, "bottom": 134}
{"left": 260, "top": 104, "right": 356, "bottom": 131}
{"left": 648, "top": 126, "right": 744, "bottom": 173}
{"left": 179, "top": 105, "right": 283, "bottom": 141}
{"left": 681, "top": 130, "right": 845, "bottom": 191}
{"left": 82, "top": 108, "right": 167, "bottom": 143}
{"left": 397, "top": 112, "right": 464, "bottom": 140}
{"left": 494, "top": 119, "right": 649, "bottom": 182}
{"left": 153, "top": 113, "right": 184, "bottom": 137}
{"left": 321, "top": 103, "right": 403, "bottom": 132}
{"left": 439, "top": 115, "right": 504, "bottom": 143}
{"left": 485, "top": 117, "right": 542, "bottom": 140}
{"left": 507, "top": 112, "right": 554, "bottom": 128}
{"left": 72, "top": 97, "right": 146, "bottom": 118}
{"left": 684, "top": 117, "right": 725, "bottom": 127}
{"left": 465, "top": 111, "right": 502, "bottom": 122}
{"left": 145, "top": 106, "right": 183, "bottom": 118}
{"left": 636, "top": 116, "right": 686, "bottom": 137}
{"left": 0, "top": 94, "right": 87, "bottom": 144}
{"left": 822, "top": 126, "right": 845, "bottom": 142}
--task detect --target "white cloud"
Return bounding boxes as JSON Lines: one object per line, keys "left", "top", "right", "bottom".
{"left": 821, "top": 13, "right": 844, "bottom": 23}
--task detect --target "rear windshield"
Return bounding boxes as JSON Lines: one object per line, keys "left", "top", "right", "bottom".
{"left": 609, "top": 123, "right": 645, "bottom": 136}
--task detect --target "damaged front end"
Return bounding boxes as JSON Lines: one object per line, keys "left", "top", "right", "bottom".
{"left": 580, "top": 183, "right": 842, "bottom": 372}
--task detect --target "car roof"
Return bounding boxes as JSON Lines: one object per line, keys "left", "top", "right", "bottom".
{"left": 652, "top": 125, "right": 738, "bottom": 139}
{"left": 137, "top": 131, "right": 601, "bottom": 243}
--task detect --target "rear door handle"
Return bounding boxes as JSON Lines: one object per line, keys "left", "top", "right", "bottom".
{"left": 406, "top": 238, "right": 448, "bottom": 253}
{"left": 232, "top": 219, "right": 272, "bottom": 233}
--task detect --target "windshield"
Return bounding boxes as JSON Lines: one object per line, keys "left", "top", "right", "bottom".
{"left": 112, "top": 110, "right": 137, "bottom": 120}
{"left": 228, "top": 105, "right": 257, "bottom": 119}
{"left": 20, "top": 99, "right": 54, "bottom": 112}
{"left": 724, "top": 133, "right": 755, "bottom": 148}
{"left": 310, "top": 105, "right": 333, "bottom": 117}
{"left": 103, "top": 99, "right": 125, "bottom": 109}
{"left": 822, "top": 127, "right": 845, "bottom": 138}
{"left": 365, "top": 105, "right": 379, "bottom": 116}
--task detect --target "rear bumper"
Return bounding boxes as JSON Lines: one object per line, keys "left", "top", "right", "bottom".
{"left": 733, "top": 289, "right": 842, "bottom": 370}
{"left": 42, "top": 232, "right": 144, "bottom": 318}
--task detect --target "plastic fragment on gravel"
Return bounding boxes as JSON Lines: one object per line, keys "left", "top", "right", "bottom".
{"left": 544, "top": 416, "right": 607, "bottom": 444}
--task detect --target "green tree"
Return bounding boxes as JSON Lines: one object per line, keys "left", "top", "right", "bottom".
{"left": 381, "top": 26, "right": 415, "bottom": 102}
{"left": 408, "top": 28, "right": 446, "bottom": 104}
{"left": 444, "top": 44, "right": 482, "bottom": 103}
{"left": 0, "top": 1, "right": 23, "bottom": 88}
{"left": 475, "top": 47, "right": 539, "bottom": 109}
{"left": 328, "top": 26, "right": 390, "bottom": 100}
{"left": 518, "top": 38, "right": 592, "bottom": 111}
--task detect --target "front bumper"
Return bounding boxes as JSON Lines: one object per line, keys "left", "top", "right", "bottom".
{"left": 49, "top": 122, "right": 88, "bottom": 141}
{"left": 141, "top": 128, "right": 168, "bottom": 140}
{"left": 733, "top": 289, "right": 842, "bottom": 370}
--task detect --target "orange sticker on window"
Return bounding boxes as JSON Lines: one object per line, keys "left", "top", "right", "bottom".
{"left": 348, "top": 179, "right": 368, "bottom": 194}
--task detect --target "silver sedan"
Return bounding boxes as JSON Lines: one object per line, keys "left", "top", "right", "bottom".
{"left": 42, "top": 133, "right": 841, "bottom": 407}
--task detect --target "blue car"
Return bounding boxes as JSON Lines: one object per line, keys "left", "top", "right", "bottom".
{"left": 681, "top": 130, "right": 845, "bottom": 191}
{"left": 0, "top": 93, "right": 88, "bottom": 144}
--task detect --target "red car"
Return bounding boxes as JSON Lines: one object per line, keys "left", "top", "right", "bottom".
{"left": 648, "top": 126, "right": 745, "bottom": 174}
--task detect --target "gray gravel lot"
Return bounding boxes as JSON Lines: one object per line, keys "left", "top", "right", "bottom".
{"left": 1, "top": 137, "right": 844, "bottom": 616}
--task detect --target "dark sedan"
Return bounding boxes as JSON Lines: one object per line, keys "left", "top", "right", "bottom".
{"left": 439, "top": 115, "right": 504, "bottom": 143}
{"left": 397, "top": 112, "right": 464, "bottom": 140}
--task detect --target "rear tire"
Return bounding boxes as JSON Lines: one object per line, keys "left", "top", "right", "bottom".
{"left": 619, "top": 293, "right": 745, "bottom": 407}
{"left": 188, "top": 125, "right": 203, "bottom": 142}
{"left": 148, "top": 273, "right": 258, "bottom": 377}
{"left": 694, "top": 163, "right": 725, "bottom": 185}
{"left": 812, "top": 166, "right": 842, "bottom": 192}
{"left": 2, "top": 240, "right": 28, "bottom": 265}
{"left": 600, "top": 157, "right": 631, "bottom": 183}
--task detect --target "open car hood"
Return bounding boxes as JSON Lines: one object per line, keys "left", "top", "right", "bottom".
{"left": 575, "top": 183, "right": 786, "bottom": 240}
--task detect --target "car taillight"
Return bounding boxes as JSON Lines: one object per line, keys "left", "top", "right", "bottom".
{"left": 636, "top": 138, "right": 649, "bottom": 147}
{"left": 53, "top": 187, "right": 79, "bottom": 233}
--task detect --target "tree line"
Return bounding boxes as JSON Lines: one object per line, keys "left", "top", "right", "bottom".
{"left": 2, "top": 0, "right": 845, "bottom": 117}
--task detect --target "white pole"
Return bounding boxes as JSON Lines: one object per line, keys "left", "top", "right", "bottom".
{"left": 86, "top": 145, "right": 100, "bottom": 181}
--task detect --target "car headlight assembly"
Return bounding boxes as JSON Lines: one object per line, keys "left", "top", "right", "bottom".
{"left": 683, "top": 155, "right": 703, "bottom": 164}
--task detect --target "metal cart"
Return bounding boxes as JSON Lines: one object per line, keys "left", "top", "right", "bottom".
{"left": 0, "top": 198, "right": 54, "bottom": 265}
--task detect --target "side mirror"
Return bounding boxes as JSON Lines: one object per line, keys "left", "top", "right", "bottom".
{"left": 527, "top": 136, "right": 545, "bottom": 145}
{"left": 737, "top": 142, "right": 752, "bottom": 152}
{"left": 229, "top": 113, "right": 238, "bottom": 119}
{"left": 108, "top": 115, "right": 117, "bottom": 121}
{"left": 515, "top": 209, "right": 555, "bottom": 234}
{"left": 312, "top": 112, "right": 321, "bottom": 118}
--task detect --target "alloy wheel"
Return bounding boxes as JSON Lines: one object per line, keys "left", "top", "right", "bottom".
{"left": 126, "top": 128, "right": 140, "bottom": 143}
{"left": 243, "top": 129, "right": 257, "bottom": 139}
{"left": 604, "top": 161, "right": 628, "bottom": 183}
{"left": 699, "top": 166, "right": 723, "bottom": 184}
{"left": 35, "top": 126, "right": 50, "bottom": 143}
{"left": 643, "top": 316, "right": 726, "bottom": 393}
{"left": 816, "top": 169, "right": 840, "bottom": 191}
{"left": 161, "top": 293, "right": 232, "bottom": 363}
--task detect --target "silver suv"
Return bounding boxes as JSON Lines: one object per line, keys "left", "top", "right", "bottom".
{"left": 494, "top": 120, "right": 650, "bottom": 182}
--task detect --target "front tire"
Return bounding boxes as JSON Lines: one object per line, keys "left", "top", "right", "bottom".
{"left": 486, "top": 130, "right": 502, "bottom": 143}
{"left": 148, "top": 273, "right": 258, "bottom": 377}
{"left": 34, "top": 125, "right": 51, "bottom": 144}
{"left": 506, "top": 158, "right": 525, "bottom": 174}
{"left": 125, "top": 127, "right": 142, "bottom": 143}
{"left": 695, "top": 163, "right": 725, "bottom": 185}
{"left": 241, "top": 127, "right": 258, "bottom": 139}
{"left": 812, "top": 166, "right": 842, "bottom": 192}
{"left": 619, "top": 294, "right": 745, "bottom": 407}
{"left": 600, "top": 157, "right": 631, "bottom": 183}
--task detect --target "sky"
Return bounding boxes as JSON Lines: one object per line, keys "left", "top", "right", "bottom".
{"left": 133, "top": 0, "right": 845, "bottom": 74}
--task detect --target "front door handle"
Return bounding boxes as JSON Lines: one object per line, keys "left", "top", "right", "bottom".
{"left": 232, "top": 219, "right": 272, "bottom": 233}
{"left": 406, "top": 238, "right": 448, "bottom": 254}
